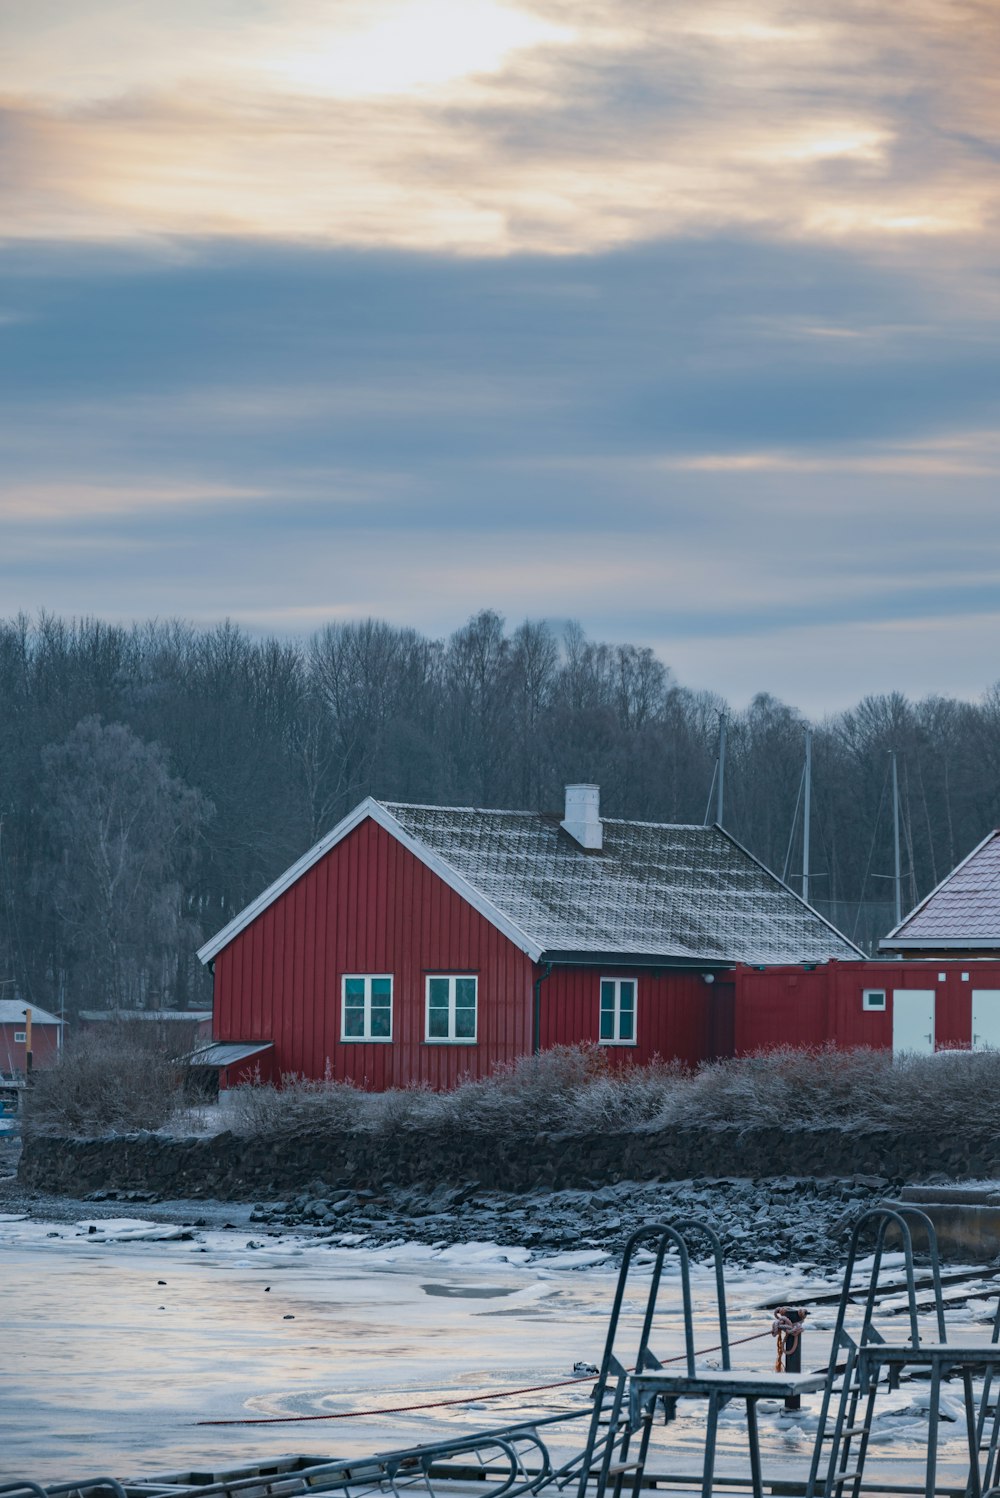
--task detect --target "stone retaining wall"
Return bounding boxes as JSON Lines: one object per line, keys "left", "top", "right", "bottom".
{"left": 18, "top": 1121, "right": 1000, "bottom": 1199}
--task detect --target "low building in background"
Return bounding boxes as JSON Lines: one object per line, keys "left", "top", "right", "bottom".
{"left": 77, "top": 1009, "right": 213, "bottom": 1054}
{"left": 727, "top": 829, "right": 1000, "bottom": 1057}
{"left": 0, "top": 1001, "right": 63, "bottom": 1078}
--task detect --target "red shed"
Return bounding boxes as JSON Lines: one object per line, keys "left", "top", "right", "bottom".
{"left": 734, "top": 957, "right": 1000, "bottom": 1055}
{"left": 198, "top": 785, "right": 860, "bottom": 1088}
{"left": 0, "top": 1001, "right": 63, "bottom": 1077}
{"left": 728, "top": 829, "right": 1000, "bottom": 1057}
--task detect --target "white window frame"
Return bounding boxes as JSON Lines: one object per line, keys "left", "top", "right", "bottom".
{"left": 862, "top": 988, "right": 887, "bottom": 1012}
{"left": 13, "top": 1030, "right": 25, "bottom": 1044}
{"left": 425, "top": 974, "right": 478, "bottom": 1044}
{"left": 340, "top": 974, "right": 393, "bottom": 1042}
{"left": 599, "top": 977, "right": 638, "bottom": 1046}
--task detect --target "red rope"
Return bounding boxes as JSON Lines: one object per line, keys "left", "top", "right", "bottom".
{"left": 196, "top": 1330, "right": 772, "bottom": 1427}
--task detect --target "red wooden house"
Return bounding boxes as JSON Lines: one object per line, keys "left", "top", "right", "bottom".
{"left": 197, "top": 785, "right": 861, "bottom": 1089}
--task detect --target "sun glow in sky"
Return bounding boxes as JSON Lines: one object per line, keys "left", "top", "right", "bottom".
{"left": 2, "top": 0, "right": 1000, "bottom": 711}
{"left": 267, "top": 1, "right": 573, "bottom": 97}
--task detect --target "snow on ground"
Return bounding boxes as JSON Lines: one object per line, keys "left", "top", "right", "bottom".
{"left": 2, "top": 1214, "right": 1000, "bottom": 1489}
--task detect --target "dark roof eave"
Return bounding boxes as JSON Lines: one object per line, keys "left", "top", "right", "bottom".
{"left": 540, "top": 950, "right": 735, "bottom": 971}
{"left": 878, "top": 937, "right": 1000, "bottom": 950}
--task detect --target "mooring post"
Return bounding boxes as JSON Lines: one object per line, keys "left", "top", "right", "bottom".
{"left": 782, "top": 1308, "right": 807, "bottom": 1412}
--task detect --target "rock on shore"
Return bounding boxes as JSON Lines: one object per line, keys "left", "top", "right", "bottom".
{"left": 240, "top": 1172, "right": 894, "bottom": 1268}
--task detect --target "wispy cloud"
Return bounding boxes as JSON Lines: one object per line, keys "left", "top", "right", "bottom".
{"left": 2, "top": 1, "right": 999, "bottom": 254}
{"left": 0, "top": 479, "right": 265, "bottom": 522}
{"left": 2, "top": 3, "right": 1000, "bottom": 712}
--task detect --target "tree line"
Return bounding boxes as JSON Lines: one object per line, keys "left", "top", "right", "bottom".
{"left": 0, "top": 610, "right": 995, "bottom": 1020}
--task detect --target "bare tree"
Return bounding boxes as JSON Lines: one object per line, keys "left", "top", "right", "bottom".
{"left": 40, "top": 717, "right": 211, "bottom": 1012}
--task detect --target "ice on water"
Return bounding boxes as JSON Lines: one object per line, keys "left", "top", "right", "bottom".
{"left": 3, "top": 1212, "right": 999, "bottom": 1488}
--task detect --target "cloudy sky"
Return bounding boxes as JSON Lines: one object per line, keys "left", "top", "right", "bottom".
{"left": 2, "top": 0, "right": 999, "bottom": 714}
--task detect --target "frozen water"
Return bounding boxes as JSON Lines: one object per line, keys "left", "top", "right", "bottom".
{"left": 2, "top": 1214, "right": 998, "bottom": 1490}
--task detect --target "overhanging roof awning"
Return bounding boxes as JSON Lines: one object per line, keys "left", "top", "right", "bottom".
{"left": 189, "top": 1042, "right": 273, "bottom": 1068}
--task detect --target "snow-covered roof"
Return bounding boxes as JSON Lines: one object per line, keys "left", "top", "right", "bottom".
{"left": 384, "top": 803, "right": 859, "bottom": 964}
{"left": 881, "top": 830, "right": 1000, "bottom": 950}
{"left": 0, "top": 1001, "right": 62, "bottom": 1026}
{"left": 79, "top": 1009, "right": 212, "bottom": 1023}
{"left": 199, "top": 796, "right": 860, "bottom": 967}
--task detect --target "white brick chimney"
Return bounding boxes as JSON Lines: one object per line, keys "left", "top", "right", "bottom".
{"left": 561, "top": 783, "right": 602, "bottom": 851}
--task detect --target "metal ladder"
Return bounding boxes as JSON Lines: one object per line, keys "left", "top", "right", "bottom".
{"left": 971, "top": 1292, "right": 1000, "bottom": 1496}
{"left": 805, "top": 1204, "right": 948, "bottom": 1498}
{"left": 574, "top": 1219, "right": 819, "bottom": 1498}
{"left": 573, "top": 1222, "right": 711, "bottom": 1498}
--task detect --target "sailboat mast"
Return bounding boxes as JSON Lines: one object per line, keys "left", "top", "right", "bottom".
{"left": 891, "top": 749, "right": 902, "bottom": 927}
{"left": 802, "top": 727, "right": 812, "bottom": 905}
{"left": 716, "top": 713, "right": 727, "bottom": 827}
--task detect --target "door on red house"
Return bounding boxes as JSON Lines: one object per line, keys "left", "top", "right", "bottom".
{"left": 892, "top": 989, "right": 935, "bottom": 1054}
{"left": 972, "top": 990, "right": 1000, "bottom": 1051}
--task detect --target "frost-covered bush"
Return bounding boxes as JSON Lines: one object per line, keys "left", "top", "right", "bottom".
{"left": 225, "top": 1045, "right": 684, "bottom": 1137}
{"left": 661, "top": 1046, "right": 1000, "bottom": 1133}
{"left": 225, "top": 1071, "right": 364, "bottom": 1134}
{"left": 23, "top": 1027, "right": 186, "bottom": 1137}
{"left": 441, "top": 1044, "right": 611, "bottom": 1134}
{"left": 440, "top": 1046, "right": 688, "bottom": 1135}
{"left": 663, "top": 1045, "right": 895, "bottom": 1129}
{"left": 223, "top": 1043, "right": 1000, "bottom": 1139}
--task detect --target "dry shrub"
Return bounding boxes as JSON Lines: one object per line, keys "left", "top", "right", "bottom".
{"left": 226, "top": 1045, "right": 687, "bottom": 1138}
{"left": 664, "top": 1046, "right": 1000, "bottom": 1133}
{"left": 223, "top": 1043, "right": 1000, "bottom": 1140}
{"left": 225, "top": 1072, "right": 363, "bottom": 1135}
{"left": 441, "top": 1045, "right": 688, "bottom": 1135}
{"left": 667, "top": 1046, "right": 895, "bottom": 1130}
{"left": 23, "top": 1026, "right": 186, "bottom": 1136}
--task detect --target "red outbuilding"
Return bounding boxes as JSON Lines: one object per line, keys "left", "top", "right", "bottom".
{"left": 733, "top": 957, "right": 1000, "bottom": 1055}
{"left": 0, "top": 1000, "right": 63, "bottom": 1078}
{"left": 733, "top": 828, "right": 1000, "bottom": 1055}
{"left": 198, "top": 785, "right": 861, "bottom": 1089}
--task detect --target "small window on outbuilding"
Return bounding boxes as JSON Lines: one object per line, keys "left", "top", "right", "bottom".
{"left": 13, "top": 1031, "right": 25, "bottom": 1043}
{"left": 863, "top": 989, "right": 887, "bottom": 1011}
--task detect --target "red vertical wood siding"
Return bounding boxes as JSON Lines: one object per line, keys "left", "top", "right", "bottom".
{"left": 220, "top": 1051, "right": 276, "bottom": 1089}
{"left": 0, "top": 1023, "right": 60, "bottom": 1073}
{"left": 733, "top": 959, "right": 1000, "bottom": 1053}
{"left": 539, "top": 967, "right": 721, "bottom": 1068}
{"left": 213, "top": 817, "right": 536, "bottom": 1088}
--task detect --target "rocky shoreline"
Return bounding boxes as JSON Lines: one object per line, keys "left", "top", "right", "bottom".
{"left": 69, "top": 1171, "right": 899, "bottom": 1268}
{"left": 10, "top": 1131, "right": 992, "bottom": 1269}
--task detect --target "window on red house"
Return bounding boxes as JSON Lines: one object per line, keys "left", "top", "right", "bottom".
{"left": 600, "top": 978, "right": 637, "bottom": 1044}
{"left": 341, "top": 975, "right": 393, "bottom": 1041}
{"left": 425, "top": 975, "right": 478, "bottom": 1042}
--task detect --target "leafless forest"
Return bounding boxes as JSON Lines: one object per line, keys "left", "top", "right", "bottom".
{"left": 1, "top": 611, "right": 995, "bottom": 1018}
